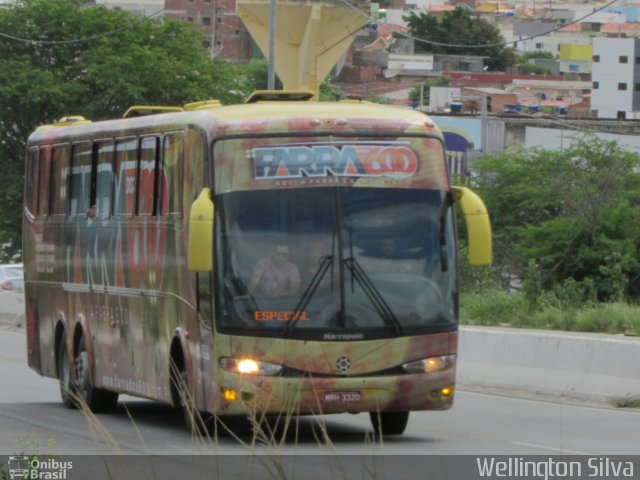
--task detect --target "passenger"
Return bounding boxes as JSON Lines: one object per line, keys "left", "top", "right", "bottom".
{"left": 380, "top": 236, "right": 397, "bottom": 257}
{"left": 303, "top": 238, "right": 328, "bottom": 283}
{"left": 246, "top": 241, "right": 301, "bottom": 298}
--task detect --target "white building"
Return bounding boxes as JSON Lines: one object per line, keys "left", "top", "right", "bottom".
{"left": 591, "top": 38, "right": 640, "bottom": 119}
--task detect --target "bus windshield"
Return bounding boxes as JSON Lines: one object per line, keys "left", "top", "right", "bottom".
{"left": 214, "top": 135, "right": 457, "bottom": 340}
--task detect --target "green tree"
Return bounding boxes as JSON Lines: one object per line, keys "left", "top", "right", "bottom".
{"left": 404, "top": 8, "right": 516, "bottom": 71}
{"left": 515, "top": 51, "right": 554, "bottom": 75}
{"left": 243, "top": 58, "right": 284, "bottom": 90}
{"left": 0, "top": 0, "right": 247, "bottom": 260}
{"left": 366, "top": 95, "right": 393, "bottom": 105}
{"left": 319, "top": 76, "right": 343, "bottom": 101}
{"left": 471, "top": 136, "right": 640, "bottom": 301}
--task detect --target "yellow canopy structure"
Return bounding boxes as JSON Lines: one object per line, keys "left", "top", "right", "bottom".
{"left": 237, "top": 0, "right": 369, "bottom": 99}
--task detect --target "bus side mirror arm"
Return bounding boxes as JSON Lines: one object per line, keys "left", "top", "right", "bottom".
{"left": 188, "top": 188, "right": 214, "bottom": 272}
{"left": 452, "top": 186, "right": 493, "bottom": 266}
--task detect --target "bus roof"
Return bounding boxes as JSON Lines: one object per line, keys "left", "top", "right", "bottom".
{"left": 28, "top": 101, "right": 442, "bottom": 144}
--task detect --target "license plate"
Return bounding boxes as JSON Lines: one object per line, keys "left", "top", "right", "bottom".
{"left": 323, "top": 391, "right": 361, "bottom": 403}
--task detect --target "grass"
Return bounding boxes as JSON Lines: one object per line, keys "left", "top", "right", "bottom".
{"left": 614, "top": 398, "right": 640, "bottom": 409}
{"left": 54, "top": 370, "right": 371, "bottom": 479}
{"left": 460, "top": 288, "right": 640, "bottom": 335}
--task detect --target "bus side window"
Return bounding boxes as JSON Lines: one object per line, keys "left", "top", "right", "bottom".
{"left": 38, "top": 146, "right": 52, "bottom": 217}
{"left": 26, "top": 148, "right": 39, "bottom": 217}
{"left": 162, "top": 133, "right": 184, "bottom": 215}
{"left": 95, "top": 141, "right": 115, "bottom": 218}
{"left": 184, "top": 129, "right": 206, "bottom": 217}
{"left": 69, "top": 143, "right": 92, "bottom": 217}
{"left": 138, "top": 137, "right": 158, "bottom": 216}
{"left": 51, "top": 144, "right": 69, "bottom": 216}
{"left": 114, "top": 138, "right": 136, "bottom": 217}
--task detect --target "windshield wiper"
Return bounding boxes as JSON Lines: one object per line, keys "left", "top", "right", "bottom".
{"left": 344, "top": 229, "right": 403, "bottom": 334}
{"left": 343, "top": 256, "right": 404, "bottom": 334}
{"left": 283, "top": 254, "right": 334, "bottom": 335}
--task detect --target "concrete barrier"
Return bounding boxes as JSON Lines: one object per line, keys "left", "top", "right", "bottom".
{"left": 0, "top": 291, "right": 24, "bottom": 327}
{"left": 457, "top": 326, "right": 640, "bottom": 403}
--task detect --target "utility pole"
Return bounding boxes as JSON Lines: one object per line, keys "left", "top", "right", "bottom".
{"left": 480, "top": 94, "right": 488, "bottom": 153}
{"left": 268, "top": 0, "right": 277, "bottom": 90}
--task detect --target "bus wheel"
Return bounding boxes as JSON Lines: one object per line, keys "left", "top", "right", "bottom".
{"left": 74, "top": 336, "right": 119, "bottom": 413}
{"left": 369, "top": 411, "right": 409, "bottom": 436}
{"left": 57, "top": 338, "right": 77, "bottom": 409}
{"left": 172, "top": 366, "right": 212, "bottom": 436}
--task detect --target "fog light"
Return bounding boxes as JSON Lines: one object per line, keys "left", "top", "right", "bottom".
{"left": 440, "top": 386, "right": 454, "bottom": 398}
{"left": 223, "top": 388, "right": 237, "bottom": 401}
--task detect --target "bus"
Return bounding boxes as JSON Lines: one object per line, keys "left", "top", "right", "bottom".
{"left": 23, "top": 92, "right": 491, "bottom": 435}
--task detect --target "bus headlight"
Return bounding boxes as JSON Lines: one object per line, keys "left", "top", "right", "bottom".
{"left": 219, "top": 357, "right": 283, "bottom": 376}
{"left": 402, "top": 355, "right": 455, "bottom": 374}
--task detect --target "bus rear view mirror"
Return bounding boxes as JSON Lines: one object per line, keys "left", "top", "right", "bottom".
{"left": 188, "top": 188, "right": 214, "bottom": 272}
{"left": 452, "top": 186, "right": 492, "bottom": 266}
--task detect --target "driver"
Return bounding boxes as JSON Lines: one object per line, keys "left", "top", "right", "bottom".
{"left": 246, "top": 241, "right": 301, "bottom": 298}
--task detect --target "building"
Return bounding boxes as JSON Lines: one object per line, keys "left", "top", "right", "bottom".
{"left": 591, "top": 37, "right": 640, "bottom": 119}
{"left": 558, "top": 43, "right": 592, "bottom": 76}
{"left": 460, "top": 87, "right": 518, "bottom": 114}
{"left": 95, "top": 0, "right": 164, "bottom": 17}
{"left": 165, "top": 0, "right": 253, "bottom": 61}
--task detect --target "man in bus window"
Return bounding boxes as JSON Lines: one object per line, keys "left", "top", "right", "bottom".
{"left": 247, "top": 241, "right": 301, "bottom": 298}
{"left": 381, "top": 236, "right": 397, "bottom": 257}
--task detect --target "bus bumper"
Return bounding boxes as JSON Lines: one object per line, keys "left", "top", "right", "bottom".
{"left": 214, "top": 369, "right": 456, "bottom": 415}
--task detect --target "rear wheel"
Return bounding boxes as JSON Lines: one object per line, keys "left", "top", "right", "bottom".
{"left": 74, "top": 336, "right": 119, "bottom": 413}
{"left": 57, "top": 338, "right": 77, "bottom": 409}
{"left": 369, "top": 411, "right": 409, "bottom": 436}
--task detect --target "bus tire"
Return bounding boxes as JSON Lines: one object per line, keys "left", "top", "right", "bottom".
{"left": 369, "top": 411, "right": 409, "bottom": 436}
{"left": 57, "top": 337, "right": 77, "bottom": 409}
{"left": 74, "top": 336, "right": 119, "bottom": 413}
{"left": 171, "top": 360, "right": 212, "bottom": 436}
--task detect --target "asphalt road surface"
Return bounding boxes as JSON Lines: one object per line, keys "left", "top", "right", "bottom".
{"left": 1, "top": 326, "right": 638, "bottom": 459}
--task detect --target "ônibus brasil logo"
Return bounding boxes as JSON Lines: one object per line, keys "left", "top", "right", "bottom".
{"left": 7, "top": 456, "right": 72, "bottom": 480}
{"left": 253, "top": 145, "right": 418, "bottom": 180}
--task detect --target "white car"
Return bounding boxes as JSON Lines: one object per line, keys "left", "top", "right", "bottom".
{"left": 0, "top": 264, "right": 24, "bottom": 292}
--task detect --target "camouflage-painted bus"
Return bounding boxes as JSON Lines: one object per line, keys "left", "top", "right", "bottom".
{"left": 23, "top": 93, "right": 491, "bottom": 435}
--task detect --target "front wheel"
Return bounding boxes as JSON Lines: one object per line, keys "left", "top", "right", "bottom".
{"left": 369, "top": 411, "right": 409, "bottom": 436}
{"left": 74, "top": 336, "right": 119, "bottom": 413}
{"left": 172, "top": 364, "right": 213, "bottom": 436}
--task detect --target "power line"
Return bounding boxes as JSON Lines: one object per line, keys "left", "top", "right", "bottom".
{"left": 336, "top": 0, "right": 620, "bottom": 50}
{"left": 0, "top": 7, "right": 166, "bottom": 46}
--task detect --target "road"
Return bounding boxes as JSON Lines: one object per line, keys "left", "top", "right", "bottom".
{"left": 1, "top": 327, "right": 639, "bottom": 459}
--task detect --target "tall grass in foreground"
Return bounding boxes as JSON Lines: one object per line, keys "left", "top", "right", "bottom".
{"left": 460, "top": 288, "right": 640, "bottom": 334}
{"left": 52, "top": 374, "right": 384, "bottom": 479}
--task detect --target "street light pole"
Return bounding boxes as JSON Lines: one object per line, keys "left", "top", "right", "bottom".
{"left": 268, "top": 0, "right": 277, "bottom": 90}
{"left": 481, "top": 94, "right": 488, "bottom": 153}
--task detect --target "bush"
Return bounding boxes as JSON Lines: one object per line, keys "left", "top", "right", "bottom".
{"left": 460, "top": 289, "right": 640, "bottom": 335}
